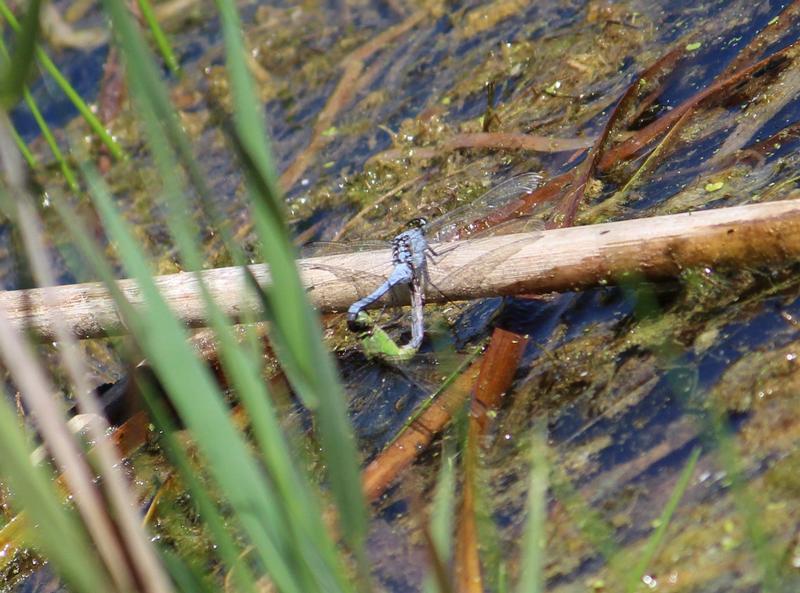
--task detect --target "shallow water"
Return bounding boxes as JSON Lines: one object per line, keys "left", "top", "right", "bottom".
{"left": 7, "top": 0, "right": 800, "bottom": 591}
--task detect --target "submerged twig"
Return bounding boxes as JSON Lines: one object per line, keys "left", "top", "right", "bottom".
{"left": 581, "top": 106, "right": 696, "bottom": 222}
{"left": 597, "top": 37, "right": 800, "bottom": 172}
{"left": 369, "top": 132, "right": 594, "bottom": 164}
{"left": 455, "top": 328, "right": 528, "bottom": 592}
{"left": 554, "top": 44, "right": 687, "bottom": 225}
{"left": 361, "top": 357, "right": 481, "bottom": 501}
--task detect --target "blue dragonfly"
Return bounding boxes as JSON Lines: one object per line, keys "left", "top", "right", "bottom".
{"left": 305, "top": 172, "right": 545, "bottom": 359}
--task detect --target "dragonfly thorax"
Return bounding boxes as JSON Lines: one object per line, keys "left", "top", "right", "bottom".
{"left": 391, "top": 225, "right": 429, "bottom": 270}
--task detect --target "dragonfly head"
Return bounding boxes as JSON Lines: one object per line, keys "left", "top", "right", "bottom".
{"left": 405, "top": 217, "right": 429, "bottom": 232}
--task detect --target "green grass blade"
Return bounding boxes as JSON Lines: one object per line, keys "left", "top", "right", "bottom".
{"left": 136, "top": 0, "right": 181, "bottom": 75}
{"left": 97, "top": 0, "right": 237, "bottom": 258}
{"left": 53, "top": 166, "right": 302, "bottom": 591}
{"left": 46, "top": 10, "right": 321, "bottom": 574}
{"left": 515, "top": 425, "right": 549, "bottom": 593}
{"left": 95, "top": 2, "right": 353, "bottom": 587}
{"left": 624, "top": 447, "right": 700, "bottom": 593}
{"left": 709, "top": 407, "right": 779, "bottom": 590}
{"left": 159, "top": 550, "right": 217, "bottom": 593}
{"left": 142, "top": 104, "right": 352, "bottom": 593}
{"left": 138, "top": 379, "right": 260, "bottom": 593}
{"left": 7, "top": 119, "right": 38, "bottom": 168}
{"left": 0, "top": 0, "right": 41, "bottom": 109}
{"left": 34, "top": 47, "right": 125, "bottom": 159}
{"left": 77, "top": 165, "right": 327, "bottom": 593}
{"left": 663, "top": 366, "right": 779, "bottom": 590}
{"left": 424, "top": 440, "right": 457, "bottom": 593}
{"left": 213, "top": 0, "right": 367, "bottom": 556}
{"left": 23, "top": 88, "right": 78, "bottom": 189}
{"left": 550, "top": 466, "right": 619, "bottom": 561}
{"left": 0, "top": 34, "right": 77, "bottom": 189}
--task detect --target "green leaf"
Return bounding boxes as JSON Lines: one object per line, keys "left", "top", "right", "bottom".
{"left": 213, "top": 0, "right": 368, "bottom": 559}
{"left": 515, "top": 426, "right": 549, "bottom": 593}
{"left": 136, "top": 0, "right": 181, "bottom": 75}
{"left": 624, "top": 447, "right": 701, "bottom": 593}
{"left": 0, "top": 0, "right": 42, "bottom": 109}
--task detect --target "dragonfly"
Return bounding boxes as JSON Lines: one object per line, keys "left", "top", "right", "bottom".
{"left": 306, "top": 172, "right": 544, "bottom": 360}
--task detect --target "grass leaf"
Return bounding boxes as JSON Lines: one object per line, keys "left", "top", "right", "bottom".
{"left": 624, "top": 447, "right": 701, "bottom": 593}
{"left": 515, "top": 424, "right": 549, "bottom": 593}
{"left": 0, "top": 0, "right": 41, "bottom": 109}
{"left": 213, "top": 0, "right": 368, "bottom": 558}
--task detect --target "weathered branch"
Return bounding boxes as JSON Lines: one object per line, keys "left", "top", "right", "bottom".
{"left": 4, "top": 199, "right": 800, "bottom": 341}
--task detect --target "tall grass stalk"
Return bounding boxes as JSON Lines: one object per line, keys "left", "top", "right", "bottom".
{"left": 0, "top": 112, "right": 142, "bottom": 593}
{"left": 0, "top": 0, "right": 41, "bottom": 109}
{"left": 5, "top": 146, "right": 171, "bottom": 593}
{"left": 95, "top": 0, "right": 362, "bottom": 588}
{"left": 212, "top": 0, "right": 368, "bottom": 560}
{"left": 515, "top": 424, "right": 549, "bottom": 593}
{"left": 1, "top": 0, "right": 367, "bottom": 589}
{"left": 0, "top": 387, "right": 113, "bottom": 593}
{"left": 0, "top": 1, "right": 77, "bottom": 188}
{"left": 21, "top": 87, "right": 78, "bottom": 188}
{"left": 623, "top": 446, "right": 701, "bottom": 593}
{"left": 136, "top": 0, "right": 181, "bottom": 75}
{"left": 139, "top": 380, "right": 261, "bottom": 593}
{"left": 6, "top": 117, "right": 37, "bottom": 167}
{"left": 626, "top": 278, "right": 782, "bottom": 589}
{"left": 424, "top": 440, "right": 457, "bottom": 593}
{"left": 78, "top": 161, "right": 341, "bottom": 593}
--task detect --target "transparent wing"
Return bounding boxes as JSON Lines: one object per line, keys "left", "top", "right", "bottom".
{"left": 301, "top": 258, "right": 397, "bottom": 306}
{"left": 425, "top": 172, "right": 544, "bottom": 243}
{"left": 343, "top": 347, "right": 471, "bottom": 450}
{"left": 460, "top": 214, "right": 545, "bottom": 239}
{"left": 435, "top": 232, "right": 543, "bottom": 295}
{"left": 300, "top": 238, "right": 391, "bottom": 300}
{"left": 300, "top": 239, "right": 390, "bottom": 258}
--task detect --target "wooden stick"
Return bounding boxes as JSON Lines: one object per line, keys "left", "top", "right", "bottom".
{"left": 4, "top": 199, "right": 800, "bottom": 341}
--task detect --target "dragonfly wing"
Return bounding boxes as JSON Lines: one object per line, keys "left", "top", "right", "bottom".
{"left": 434, "top": 232, "right": 544, "bottom": 294}
{"left": 301, "top": 260, "right": 395, "bottom": 304}
{"left": 300, "top": 237, "right": 398, "bottom": 307}
{"left": 300, "top": 240, "right": 390, "bottom": 257}
{"left": 426, "top": 172, "right": 544, "bottom": 242}
{"left": 468, "top": 214, "right": 546, "bottom": 237}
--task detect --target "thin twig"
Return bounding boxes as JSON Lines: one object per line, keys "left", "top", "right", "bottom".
{"left": 4, "top": 199, "right": 800, "bottom": 341}
{"left": 597, "top": 37, "right": 800, "bottom": 171}
{"left": 368, "top": 132, "right": 594, "bottom": 164}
